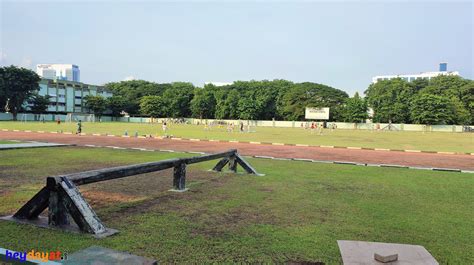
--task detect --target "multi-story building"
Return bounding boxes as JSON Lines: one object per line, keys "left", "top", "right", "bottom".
{"left": 372, "top": 63, "right": 460, "bottom": 83}
{"left": 36, "top": 64, "right": 80, "bottom": 82}
{"left": 35, "top": 79, "right": 113, "bottom": 114}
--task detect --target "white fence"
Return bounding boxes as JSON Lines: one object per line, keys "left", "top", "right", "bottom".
{"left": 0, "top": 112, "right": 472, "bottom": 133}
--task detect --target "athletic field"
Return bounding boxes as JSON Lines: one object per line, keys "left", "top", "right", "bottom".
{"left": 1, "top": 121, "right": 472, "bottom": 153}
{"left": 0, "top": 147, "right": 472, "bottom": 264}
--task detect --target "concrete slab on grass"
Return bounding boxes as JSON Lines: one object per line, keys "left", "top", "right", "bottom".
{"left": 62, "top": 246, "right": 157, "bottom": 265}
{"left": 337, "top": 240, "right": 438, "bottom": 265}
{"left": 0, "top": 215, "right": 118, "bottom": 239}
{"left": 0, "top": 142, "right": 73, "bottom": 150}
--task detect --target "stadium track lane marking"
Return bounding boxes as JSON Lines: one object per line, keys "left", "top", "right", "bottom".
{"left": 2, "top": 129, "right": 472, "bottom": 156}
{"left": 13, "top": 138, "right": 465, "bottom": 173}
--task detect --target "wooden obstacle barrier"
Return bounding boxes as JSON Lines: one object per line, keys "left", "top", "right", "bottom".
{"left": 2, "top": 149, "right": 261, "bottom": 237}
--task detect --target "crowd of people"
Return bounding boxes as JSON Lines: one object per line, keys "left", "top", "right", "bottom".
{"left": 71, "top": 118, "right": 340, "bottom": 137}
{"left": 300, "top": 121, "right": 337, "bottom": 135}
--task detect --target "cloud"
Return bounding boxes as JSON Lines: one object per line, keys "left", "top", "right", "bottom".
{"left": 123, "top": 76, "right": 136, "bottom": 81}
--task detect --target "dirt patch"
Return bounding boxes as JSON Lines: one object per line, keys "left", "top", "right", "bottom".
{"left": 95, "top": 170, "right": 230, "bottom": 222}
{"left": 258, "top": 187, "right": 274, "bottom": 192}
{"left": 96, "top": 170, "right": 280, "bottom": 235}
{"left": 188, "top": 204, "right": 278, "bottom": 239}
{"left": 81, "top": 190, "right": 147, "bottom": 209}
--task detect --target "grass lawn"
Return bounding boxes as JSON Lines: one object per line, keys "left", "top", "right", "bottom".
{"left": 0, "top": 140, "right": 20, "bottom": 144}
{"left": 0, "top": 147, "right": 472, "bottom": 264}
{"left": 1, "top": 121, "right": 473, "bottom": 153}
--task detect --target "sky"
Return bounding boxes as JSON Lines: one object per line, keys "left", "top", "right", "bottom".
{"left": 0, "top": 0, "right": 472, "bottom": 96}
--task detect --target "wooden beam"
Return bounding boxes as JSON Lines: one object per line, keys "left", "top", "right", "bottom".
{"left": 57, "top": 177, "right": 107, "bottom": 234}
{"left": 173, "top": 163, "right": 186, "bottom": 191}
{"left": 68, "top": 158, "right": 179, "bottom": 186}
{"left": 8, "top": 148, "right": 262, "bottom": 237}
{"left": 228, "top": 154, "right": 237, "bottom": 173}
{"left": 212, "top": 157, "right": 229, "bottom": 172}
{"left": 182, "top": 149, "right": 236, "bottom": 165}
{"left": 48, "top": 189, "right": 69, "bottom": 226}
{"left": 68, "top": 150, "right": 237, "bottom": 186}
{"left": 235, "top": 154, "right": 262, "bottom": 175}
{"left": 13, "top": 186, "right": 50, "bottom": 219}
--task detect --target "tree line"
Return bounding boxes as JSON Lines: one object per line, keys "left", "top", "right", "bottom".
{"left": 1, "top": 65, "right": 473, "bottom": 125}
{"left": 104, "top": 79, "right": 350, "bottom": 122}
{"left": 365, "top": 76, "right": 473, "bottom": 125}
{"left": 104, "top": 76, "right": 473, "bottom": 125}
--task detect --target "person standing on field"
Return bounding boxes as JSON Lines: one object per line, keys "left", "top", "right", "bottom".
{"left": 162, "top": 121, "right": 168, "bottom": 136}
{"left": 76, "top": 120, "right": 82, "bottom": 134}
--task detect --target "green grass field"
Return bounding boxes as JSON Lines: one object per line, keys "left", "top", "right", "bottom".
{"left": 0, "top": 140, "right": 17, "bottom": 144}
{"left": 1, "top": 121, "right": 473, "bottom": 153}
{"left": 0, "top": 147, "right": 472, "bottom": 264}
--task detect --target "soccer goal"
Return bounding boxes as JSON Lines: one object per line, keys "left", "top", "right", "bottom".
{"left": 246, "top": 121, "right": 257, "bottom": 133}
{"left": 20, "top": 113, "right": 28, "bottom": 122}
{"left": 86, "top": 114, "right": 96, "bottom": 123}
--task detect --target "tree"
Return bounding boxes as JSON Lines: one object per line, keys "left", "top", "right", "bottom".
{"left": 410, "top": 93, "right": 454, "bottom": 125}
{"left": 237, "top": 95, "right": 258, "bottom": 120}
{"left": 105, "top": 80, "right": 170, "bottom": 115}
{"left": 281, "top": 82, "right": 348, "bottom": 121}
{"left": 83, "top": 95, "right": 107, "bottom": 118}
{"left": 27, "top": 94, "right": 50, "bottom": 114}
{"left": 343, "top": 92, "right": 368, "bottom": 123}
{"left": 190, "top": 88, "right": 216, "bottom": 119}
{"left": 365, "top": 78, "right": 415, "bottom": 123}
{"left": 0, "top": 65, "right": 41, "bottom": 120}
{"left": 139, "top": 96, "right": 166, "bottom": 118}
{"left": 422, "top": 76, "right": 473, "bottom": 124}
{"left": 365, "top": 76, "right": 474, "bottom": 125}
{"left": 162, "top": 82, "right": 194, "bottom": 117}
{"left": 106, "top": 96, "right": 127, "bottom": 117}
{"left": 459, "top": 81, "right": 474, "bottom": 124}
{"left": 215, "top": 89, "right": 240, "bottom": 119}
{"left": 449, "top": 96, "right": 471, "bottom": 125}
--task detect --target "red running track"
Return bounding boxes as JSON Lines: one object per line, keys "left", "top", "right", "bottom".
{"left": 1, "top": 131, "right": 473, "bottom": 170}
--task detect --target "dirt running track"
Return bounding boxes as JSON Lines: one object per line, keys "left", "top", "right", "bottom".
{"left": 1, "top": 131, "right": 473, "bottom": 170}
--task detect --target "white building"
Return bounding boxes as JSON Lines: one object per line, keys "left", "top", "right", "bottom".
{"left": 36, "top": 64, "right": 80, "bottom": 82}
{"left": 372, "top": 63, "right": 459, "bottom": 83}
{"left": 204, "top": 81, "right": 233, "bottom": 87}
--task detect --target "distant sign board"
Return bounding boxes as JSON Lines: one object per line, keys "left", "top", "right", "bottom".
{"left": 305, "top": 107, "right": 330, "bottom": 120}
